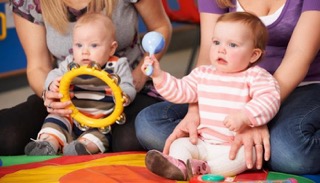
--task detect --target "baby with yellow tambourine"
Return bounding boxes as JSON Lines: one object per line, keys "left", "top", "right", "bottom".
{"left": 24, "top": 13, "right": 136, "bottom": 156}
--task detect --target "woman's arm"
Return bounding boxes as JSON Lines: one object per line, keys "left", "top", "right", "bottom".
{"left": 13, "top": 13, "right": 53, "bottom": 97}
{"left": 14, "top": 13, "right": 72, "bottom": 115}
{"left": 273, "top": 11, "right": 320, "bottom": 101}
{"left": 196, "top": 12, "right": 220, "bottom": 66}
{"left": 132, "top": 0, "right": 172, "bottom": 91}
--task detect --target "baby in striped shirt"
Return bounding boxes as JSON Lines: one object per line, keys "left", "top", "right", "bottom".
{"left": 141, "top": 12, "right": 280, "bottom": 181}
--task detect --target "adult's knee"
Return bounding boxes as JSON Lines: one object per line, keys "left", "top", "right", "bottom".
{"left": 267, "top": 92, "right": 320, "bottom": 174}
{"left": 268, "top": 148, "right": 320, "bottom": 174}
{"left": 135, "top": 109, "right": 165, "bottom": 151}
{"left": 135, "top": 107, "right": 150, "bottom": 138}
{"left": 268, "top": 114, "right": 320, "bottom": 174}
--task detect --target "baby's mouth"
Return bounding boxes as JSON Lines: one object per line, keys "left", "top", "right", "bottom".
{"left": 81, "top": 59, "right": 92, "bottom": 64}
{"left": 217, "top": 58, "right": 227, "bottom": 65}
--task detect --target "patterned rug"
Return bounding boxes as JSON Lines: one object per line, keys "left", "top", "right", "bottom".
{"left": 0, "top": 152, "right": 318, "bottom": 183}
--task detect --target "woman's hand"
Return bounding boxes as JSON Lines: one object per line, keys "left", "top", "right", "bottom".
{"left": 163, "top": 103, "right": 200, "bottom": 154}
{"left": 43, "top": 77, "right": 72, "bottom": 116}
{"left": 43, "top": 90, "right": 72, "bottom": 116}
{"left": 229, "top": 125, "right": 270, "bottom": 170}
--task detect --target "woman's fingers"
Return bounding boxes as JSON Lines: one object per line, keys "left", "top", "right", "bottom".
{"left": 47, "top": 106, "right": 72, "bottom": 116}
{"left": 230, "top": 125, "right": 270, "bottom": 169}
{"left": 43, "top": 90, "right": 72, "bottom": 115}
{"left": 187, "top": 120, "right": 199, "bottom": 144}
{"left": 254, "top": 144, "right": 264, "bottom": 169}
{"left": 45, "top": 90, "right": 62, "bottom": 100}
{"left": 163, "top": 133, "right": 177, "bottom": 155}
{"left": 163, "top": 121, "right": 190, "bottom": 154}
{"left": 262, "top": 129, "right": 271, "bottom": 161}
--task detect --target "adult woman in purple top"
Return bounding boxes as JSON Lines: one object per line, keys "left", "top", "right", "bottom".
{"left": 135, "top": 0, "right": 320, "bottom": 174}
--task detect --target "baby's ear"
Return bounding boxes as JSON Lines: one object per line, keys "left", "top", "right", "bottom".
{"left": 250, "top": 48, "right": 263, "bottom": 64}
{"left": 109, "top": 41, "right": 118, "bottom": 56}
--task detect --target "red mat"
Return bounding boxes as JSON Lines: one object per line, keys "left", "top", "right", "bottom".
{"left": 0, "top": 152, "right": 313, "bottom": 183}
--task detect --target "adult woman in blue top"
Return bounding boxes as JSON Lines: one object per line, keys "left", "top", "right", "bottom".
{"left": 0, "top": 0, "right": 172, "bottom": 155}
{"left": 136, "top": 0, "right": 320, "bottom": 174}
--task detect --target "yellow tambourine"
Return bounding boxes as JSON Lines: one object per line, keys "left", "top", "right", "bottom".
{"left": 59, "top": 62, "right": 125, "bottom": 131}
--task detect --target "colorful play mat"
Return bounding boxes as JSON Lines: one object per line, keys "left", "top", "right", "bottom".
{"left": 0, "top": 152, "right": 319, "bottom": 183}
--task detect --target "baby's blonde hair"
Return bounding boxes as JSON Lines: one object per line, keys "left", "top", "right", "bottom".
{"left": 39, "top": 0, "right": 117, "bottom": 34}
{"left": 74, "top": 12, "right": 116, "bottom": 39}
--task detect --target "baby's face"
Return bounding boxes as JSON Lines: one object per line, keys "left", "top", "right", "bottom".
{"left": 210, "top": 21, "right": 258, "bottom": 73}
{"left": 72, "top": 21, "right": 116, "bottom": 67}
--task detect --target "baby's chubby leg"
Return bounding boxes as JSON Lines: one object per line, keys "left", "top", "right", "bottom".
{"left": 206, "top": 144, "right": 255, "bottom": 176}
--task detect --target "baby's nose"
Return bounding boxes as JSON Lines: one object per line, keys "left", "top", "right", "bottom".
{"left": 82, "top": 48, "right": 90, "bottom": 55}
{"left": 218, "top": 46, "right": 226, "bottom": 54}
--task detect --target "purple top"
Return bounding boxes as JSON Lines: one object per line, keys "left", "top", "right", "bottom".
{"left": 198, "top": 0, "right": 320, "bottom": 82}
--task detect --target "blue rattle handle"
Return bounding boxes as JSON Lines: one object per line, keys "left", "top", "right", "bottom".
{"left": 145, "top": 51, "right": 154, "bottom": 76}
{"left": 142, "top": 31, "right": 165, "bottom": 76}
{"left": 145, "top": 64, "right": 154, "bottom": 76}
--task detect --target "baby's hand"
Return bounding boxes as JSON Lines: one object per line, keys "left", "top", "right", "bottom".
{"left": 223, "top": 111, "right": 250, "bottom": 132}
{"left": 49, "top": 76, "right": 63, "bottom": 92}
{"left": 141, "top": 56, "right": 154, "bottom": 76}
{"left": 141, "top": 55, "right": 163, "bottom": 78}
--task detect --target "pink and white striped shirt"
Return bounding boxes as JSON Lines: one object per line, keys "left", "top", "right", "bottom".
{"left": 155, "top": 65, "right": 280, "bottom": 145}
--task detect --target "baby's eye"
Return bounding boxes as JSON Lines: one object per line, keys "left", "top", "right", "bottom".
{"left": 229, "top": 43, "right": 237, "bottom": 47}
{"left": 75, "top": 43, "right": 82, "bottom": 48}
{"left": 91, "top": 44, "right": 98, "bottom": 48}
{"left": 212, "top": 40, "right": 220, "bottom": 45}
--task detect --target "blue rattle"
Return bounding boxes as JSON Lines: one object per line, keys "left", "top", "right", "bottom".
{"left": 141, "top": 31, "right": 165, "bottom": 76}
